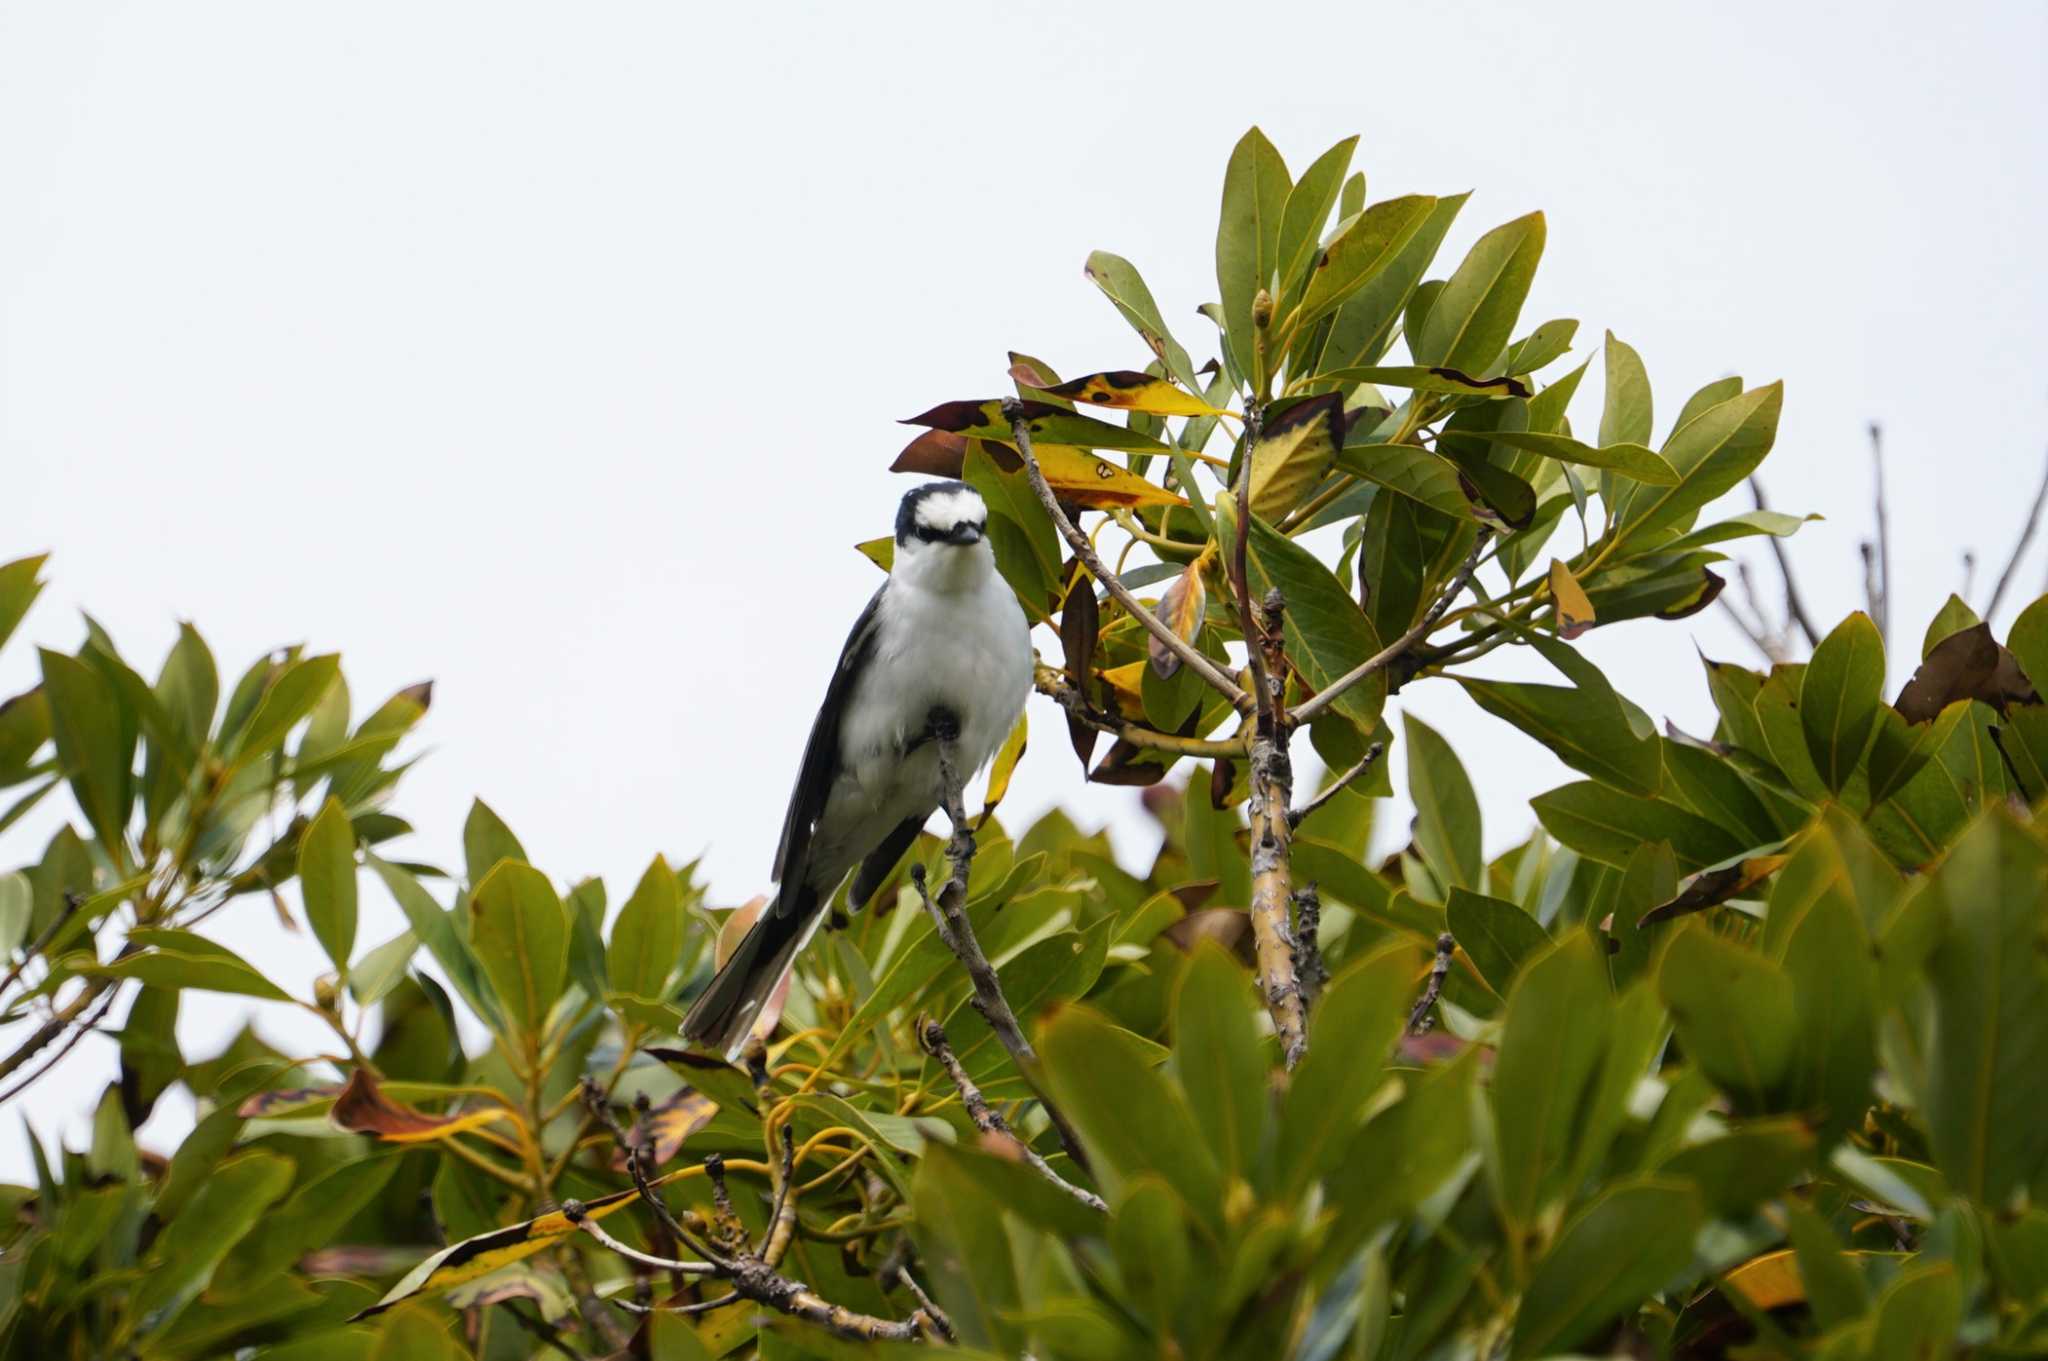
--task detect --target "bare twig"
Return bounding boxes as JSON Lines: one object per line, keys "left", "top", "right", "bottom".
{"left": 1291, "top": 531, "right": 1493, "bottom": 725}
{"left": 1292, "top": 883, "right": 1328, "bottom": 1012}
{"left": 1750, "top": 477, "right": 1821, "bottom": 650}
{"left": 885, "top": 1265, "right": 957, "bottom": 1345}
{"left": 1003, "top": 398, "right": 1252, "bottom": 712}
{"left": 579, "top": 1079, "right": 722, "bottom": 1266}
{"left": 915, "top": 737, "right": 1092, "bottom": 1173}
{"left": 917, "top": 1017, "right": 1105, "bottom": 1214}
{"left": 1406, "top": 932, "right": 1455, "bottom": 1035}
{"left": 1289, "top": 744, "right": 1385, "bottom": 830}
{"left": 0, "top": 978, "right": 119, "bottom": 1105}
{"left": 1870, "top": 423, "right": 1892, "bottom": 643}
{"left": 1717, "top": 594, "right": 1781, "bottom": 666}
{"left": 1033, "top": 664, "right": 1248, "bottom": 761}
{"left": 1987, "top": 449, "right": 2048, "bottom": 621}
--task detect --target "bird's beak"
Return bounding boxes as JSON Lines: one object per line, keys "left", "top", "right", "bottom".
{"left": 948, "top": 522, "right": 984, "bottom": 546}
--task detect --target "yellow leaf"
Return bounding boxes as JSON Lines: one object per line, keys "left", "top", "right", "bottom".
{"left": 1149, "top": 563, "right": 1207, "bottom": 678}
{"left": 1031, "top": 444, "right": 1185, "bottom": 509}
{"left": 1099, "top": 660, "right": 1147, "bottom": 714}
{"left": 979, "top": 713, "right": 1028, "bottom": 825}
{"left": 1549, "top": 558, "right": 1595, "bottom": 639}
{"left": 1039, "top": 369, "right": 1224, "bottom": 418}
{"left": 1248, "top": 393, "right": 1346, "bottom": 521}
{"left": 1722, "top": 1249, "right": 1806, "bottom": 1312}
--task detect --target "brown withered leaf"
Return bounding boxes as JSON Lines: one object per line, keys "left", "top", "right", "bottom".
{"left": 1638, "top": 855, "right": 1790, "bottom": 928}
{"left": 1549, "top": 558, "right": 1595, "bottom": 640}
{"left": 1895, "top": 622, "right": 2040, "bottom": 723}
{"left": 1655, "top": 567, "right": 1725, "bottom": 621}
{"left": 1148, "top": 563, "right": 1207, "bottom": 679}
{"left": 237, "top": 1085, "right": 343, "bottom": 1118}
{"left": 1167, "top": 879, "right": 1220, "bottom": 910}
{"left": 1060, "top": 569, "right": 1102, "bottom": 771}
{"left": 1161, "top": 908, "right": 1256, "bottom": 965}
{"left": 610, "top": 1089, "right": 718, "bottom": 1170}
{"left": 892, "top": 429, "right": 969, "bottom": 478}
{"left": 1089, "top": 737, "right": 1172, "bottom": 786}
{"left": 330, "top": 1068, "right": 512, "bottom": 1143}
{"left": 1210, "top": 757, "right": 1237, "bottom": 809}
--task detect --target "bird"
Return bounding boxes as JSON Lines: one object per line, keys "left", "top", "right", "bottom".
{"left": 681, "top": 480, "right": 1034, "bottom": 1059}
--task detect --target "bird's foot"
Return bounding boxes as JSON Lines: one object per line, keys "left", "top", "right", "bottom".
{"left": 924, "top": 705, "right": 962, "bottom": 745}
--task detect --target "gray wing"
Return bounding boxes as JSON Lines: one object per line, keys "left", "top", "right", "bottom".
{"left": 770, "top": 583, "right": 888, "bottom": 916}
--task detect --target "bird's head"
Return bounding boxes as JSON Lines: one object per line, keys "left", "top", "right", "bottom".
{"left": 892, "top": 481, "right": 994, "bottom": 590}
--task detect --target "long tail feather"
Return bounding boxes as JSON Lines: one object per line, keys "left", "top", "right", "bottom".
{"left": 679, "top": 886, "right": 822, "bottom": 1061}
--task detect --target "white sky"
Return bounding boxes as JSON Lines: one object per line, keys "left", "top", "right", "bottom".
{"left": 3, "top": 1, "right": 2044, "bottom": 1171}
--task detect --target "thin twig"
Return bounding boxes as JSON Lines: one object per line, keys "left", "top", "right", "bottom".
{"left": 1033, "top": 664, "right": 1248, "bottom": 760}
{"left": 1406, "top": 932, "right": 1455, "bottom": 1035}
{"left": 1717, "top": 594, "right": 1781, "bottom": 667}
{"left": 887, "top": 1266, "right": 957, "bottom": 1345}
{"left": 917, "top": 1017, "right": 1105, "bottom": 1214}
{"left": 1292, "top": 883, "right": 1328, "bottom": 1013}
{"left": 916, "top": 737, "right": 1092, "bottom": 1174}
{"left": 0, "top": 891, "right": 83, "bottom": 999}
{"left": 578, "top": 1079, "right": 723, "bottom": 1265}
{"left": 563, "top": 1208, "right": 720, "bottom": 1277}
{"left": 1291, "top": 531, "right": 1493, "bottom": 725}
{"left": 1750, "top": 477, "right": 1821, "bottom": 650}
{"left": 1870, "top": 423, "right": 1892, "bottom": 643}
{"left": 1003, "top": 398, "right": 1251, "bottom": 712}
{"left": 0, "top": 978, "right": 120, "bottom": 1107}
{"left": 1289, "top": 744, "right": 1385, "bottom": 830}
{"left": 1987, "top": 449, "right": 2048, "bottom": 621}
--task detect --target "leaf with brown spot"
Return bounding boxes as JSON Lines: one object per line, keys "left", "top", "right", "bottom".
{"left": 1149, "top": 564, "right": 1207, "bottom": 678}
{"left": 1638, "top": 855, "right": 1789, "bottom": 928}
{"left": 901, "top": 398, "right": 1169, "bottom": 455}
{"left": 1549, "top": 559, "right": 1596, "bottom": 639}
{"left": 979, "top": 713, "right": 1028, "bottom": 825}
{"left": 1318, "top": 364, "right": 1531, "bottom": 399}
{"left": 330, "top": 1068, "right": 513, "bottom": 1144}
{"left": 1894, "top": 622, "right": 2039, "bottom": 723}
{"left": 237, "top": 1085, "right": 343, "bottom": 1118}
{"left": 1097, "top": 660, "right": 1147, "bottom": 715}
{"left": 1248, "top": 392, "right": 1347, "bottom": 521}
{"left": 1039, "top": 370, "right": 1223, "bottom": 418}
{"left": 610, "top": 1089, "right": 717, "bottom": 1170}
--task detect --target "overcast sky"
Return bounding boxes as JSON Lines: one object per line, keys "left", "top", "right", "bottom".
{"left": 4, "top": 1, "right": 2044, "bottom": 1170}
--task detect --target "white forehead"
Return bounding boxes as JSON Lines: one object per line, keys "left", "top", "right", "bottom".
{"left": 915, "top": 487, "right": 986, "bottom": 531}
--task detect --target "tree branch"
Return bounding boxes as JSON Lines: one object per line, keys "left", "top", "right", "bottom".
{"left": 1032, "top": 664, "right": 1248, "bottom": 760}
{"left": 1290, "top": 530, "right": 1492, "bottom": 726}
{"left": 1289, "top": 744, "right": 1385, "bottom": 830}
{"left": 917, "top": 1017, "right": 1105, "bottom": 1214}
{"left": 1003, "top": 398, "right": 1252, "bottom": 713}
{"left": 1749, "top": 477, "right": 1821, "bottom": 650}
{"left": 916, "top": 736, "right": 1093, "bottom": 1174}
{"left": 1406, "top": 932, "right": 1455, "bottom": 1035}
{"left": 1243, "top": 588, "right": 1309, "bottom": 1068}
{"left": 1987, "top": 448, "right": 2048, "bottom": 621}
{"left": 1870, "top": 422, "right": 1892, "bottom": 643}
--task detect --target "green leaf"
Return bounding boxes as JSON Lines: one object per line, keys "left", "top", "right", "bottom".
{"left": 1414, "top": 211, "right": 1545, "bottom": 374}
{"left": 1800, "top": 611, "right": 1886, "bottom": 792}
{"left": 1247, "top": 392, "right": 1346, "bottom": 521}
{"left": 232, "top": 653, "right": 341, "bottom": 768}
{"left": 1039, "top": 1003, "right": 1222, "bottom": 1217}
{"left": 1869, "top": 1264, "right": 1962, "bottom": 1361}
{"left": 0, "top": 870, "right": 29, "bottom": 962}
{"left": 129, "top": 1149, "right": 296, "bottom": 1337}
{"left": 1457, "top": 676, "right": 1662, "bottom": 798}
{"left": 1336, "top": 443, "right": 1486, "bottom": 522}
{"left": 1295, "top": 196, "right": 1439, "bottom": 332}
{"left": 1445, "top": 888, "right": 1549, "bottom": 998}
{"left": 1782, "top": 889, "right": 1876, "bottom": 1146}
{"left": 299, "top": 796, "right": 359, "bottom": 973}
{"left": 1598, "top": 331, "right": 1653, "bottom": 447}
{"left": 367, "top": 852, "right": 502, "bottom": 1032}
{"left": 468, "top": 860, "right": 568, "bottom": 1036}
{"left": 1658, "top": 1117, "right": 1814, "bottom": 1217}
{"left": 1323, "top": 1051, "right": 1479, "bottom": 1256}
{"left": 2006, "top": 592, "right": 2048, "bottom": 689}
{"left": 1486, "top": 431, "right": 1678, "bottom": 485}
{"left": 1670, "top": 374, "right": 1744, "bottom": 437}
{"left": 39, "top": 649, "right": 133, "bottom": 855}
{"left": 965, "top": 438, "right": 1061, "bottom": 611}
{"left": 1109, "top": 1176, "right": 1195, "bottom": 1340}
{"left": 1215, "top": 127, "right": 1291, "bottom": 387}
{"left": 1172, "top": 943, "right": 1270, "bottom": 1183}
{"left": 1657, "top": 509, "right": 1820, "bottom": 553}
{"left": 222, "top": 1155, "right": 402, "bottom": 1292}
{"left": 1314, "top": 194, "right": 1468, "bottom": 375}
{"left": 462, "top": 797, "right": 527, "bottom": 888}
{"left": 1659, "top": 927, "right": 1796, "bottom": 1110}
{"left": 1227, "top": 505, "right": 1388, "bottom": 731}
{"left": 608, "top": 854, "right": 680, "bottom": 1004}
{"left": 1406, "top": 714, "right": 1483, "bottom": 892}
{"left": 1918, "top": 810, "right": 2048, "bottom": 1204}
{"left": 0, "top": 554, "right": 49, "bottom": 653}
{"left": 1504, "top": 317, "right": 1578, "bottom": 376}
{"left": 1319, "top": 364, "right": 1531, "bottom": 398}
{"left": 1276, "top": 942, "right": 1419, "bottom": 1191}
{"left": 88, "top": 940, "right": 294, "bottom": 1001}
{"left": 1511, "top": 1177, "right": 1704, "bottom": 1357}
{"left": 1785, "top": 1201, "right": 1870, "bottom": 1328}
{"left": 1083, "top": 251, "right": 1202, "bottom": 392}
{"left": 1921, "top": 593, "right": 1982, "bottom": 659}
{"left": 1532, "top": 781, "right": 1745, "bottom": 870}
{"left": 1609, "top": 383, "right": 1784, "bottom": 558}
{"left": 1275, "top": 135, "right": 1358, "bottom": 298}
{"left": 1490, "top": 933, "right": 1613, "bottom": 1229}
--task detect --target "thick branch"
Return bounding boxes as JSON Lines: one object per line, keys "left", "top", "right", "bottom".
{"left": 916, "top": 737, "right": 1092, "bottom": 1173}
{"left": 1290, "top": 530, "right": 1492, "bottom": 726}
{"left": 1002, "top": 398, "right": 1252, "bottom": 713}
{"left": 1243, "top": 588, "right": 1308, "bottom": 1067}
{"left": 1987, "top": 448, "right": 2048, "bottom": 621}
{"left": 917, "top": 1017, "right": 1105, "bottom": 1214}
{"left": 1749, "top": 477, "right": 1821, "bottom": 650}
